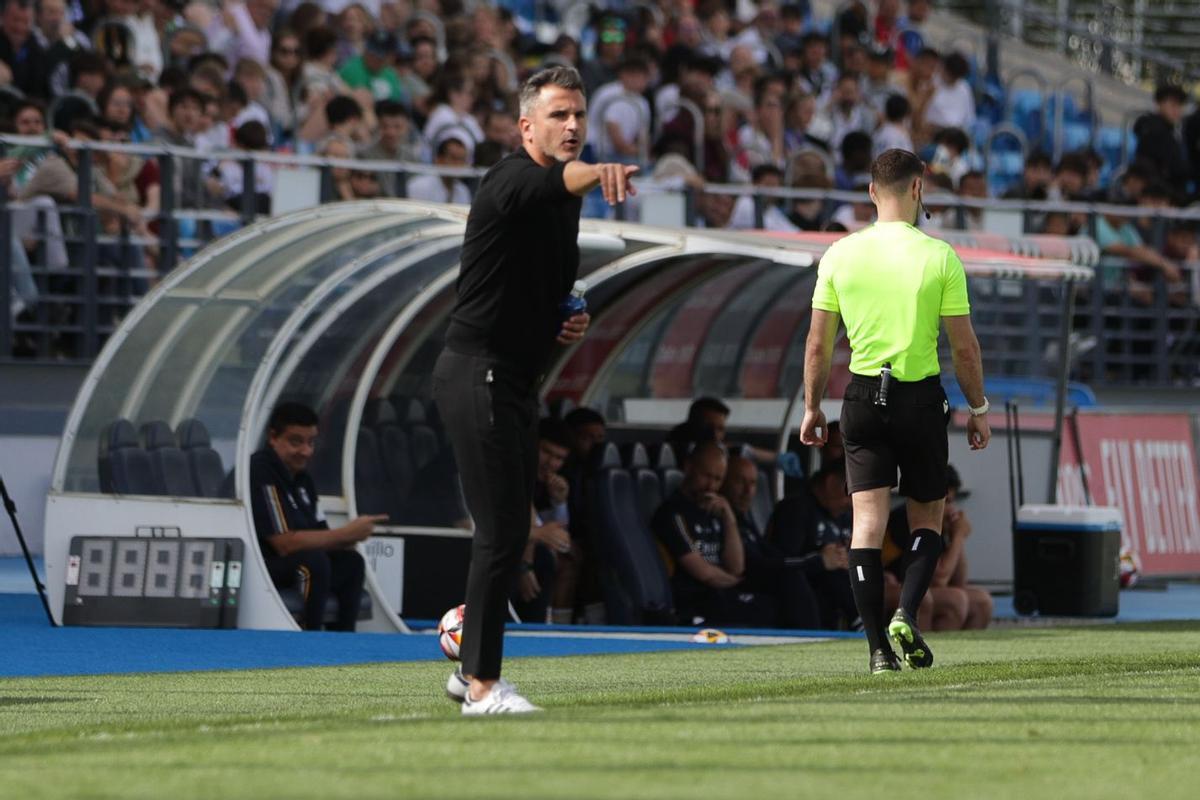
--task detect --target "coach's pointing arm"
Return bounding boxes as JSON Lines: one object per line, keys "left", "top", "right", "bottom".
{"left": 563, "top": 162, "right": 640, "bottom": 204}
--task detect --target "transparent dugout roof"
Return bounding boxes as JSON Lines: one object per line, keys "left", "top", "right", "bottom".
{"left": 59, "top": 204, "right": 467, "bottom": 494}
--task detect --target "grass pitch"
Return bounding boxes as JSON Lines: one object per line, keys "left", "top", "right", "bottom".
{"left": 1, "top": 623, "right": 1198, "bottom": 800}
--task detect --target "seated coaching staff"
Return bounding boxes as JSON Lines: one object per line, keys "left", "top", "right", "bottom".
{"left": 432, "top": 65, "right": 638, "bottom": 714}
{"left": 249, "top": 402, "right": 386, "bottom": 632}
{"left": 799, "top": 149, "right": 990, "bottom": 674}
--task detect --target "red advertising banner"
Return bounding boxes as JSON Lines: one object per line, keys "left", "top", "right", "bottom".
{"left": 1059, "top": 413, "right": 1200, "bottom": 575}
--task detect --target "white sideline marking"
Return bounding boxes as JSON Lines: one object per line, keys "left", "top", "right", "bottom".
{"left": 504, "top": 631, "right": 829, "bottom": 646}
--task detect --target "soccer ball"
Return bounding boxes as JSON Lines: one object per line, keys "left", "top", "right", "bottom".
{"left": 437, "top": 604, "right": 465, "bottom": 661}
{"left": 1118, "top": 547, "right": 1141, "bottom": 589}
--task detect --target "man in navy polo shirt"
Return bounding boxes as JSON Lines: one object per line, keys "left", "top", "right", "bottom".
{"left": 249, "top": 402, "right": 386, "bottom": 631}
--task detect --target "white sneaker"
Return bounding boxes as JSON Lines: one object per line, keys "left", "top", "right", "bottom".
{"left": 461, "top": 681, "right": 542, "bottom": 715}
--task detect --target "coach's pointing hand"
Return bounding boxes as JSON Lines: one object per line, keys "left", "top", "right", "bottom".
{"left": 597, "top": 163, "right": 639, "bottom": 205}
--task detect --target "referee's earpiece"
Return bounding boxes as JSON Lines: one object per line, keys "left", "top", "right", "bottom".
{"left": 917, "top": 180, "right": 931, "bottom": 221}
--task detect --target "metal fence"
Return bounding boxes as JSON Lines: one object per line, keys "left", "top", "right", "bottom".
{"left": 2, "top": 136, "right": 1198, "bottom": 387}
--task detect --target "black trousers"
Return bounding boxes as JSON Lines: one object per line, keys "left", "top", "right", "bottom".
{"left": 433, "top": 348, "right": 538, "bottom": 680}
{"left": 266, "top": 548, "right": 365, "bottom": 631}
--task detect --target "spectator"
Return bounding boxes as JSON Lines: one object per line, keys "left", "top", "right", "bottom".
{"left": 1134, "top": 84, "right": 1189, "bottom": 197}
{"left": 405, "top": 133, "right": 471, "bottom": 204}
{"left": 591, "top": 54, "right": 651, "bottom": 164}
{"left": 1, "top": 0, "right": 50, "bottom": 99}
{"left": 319, "top": 135, "right": 356, "bottom": 201}
{"left": 323, "top": 93, "right": 366, "bottom": 145}
{"left": 696, "top": 0, "right": 732, "bottom": 60}
{"left": 863, "top": 44, "right": 903, "bottom": 117}
{"left": 765, "top": 460, "right": 861, "bottom": 630}
{"left": 732, "top": 0, "right": 782, "bottom": 67}
{"left": 249, "top": 402, "right": 382, "bottom": 632}
{"left": 106, "top": 0, "right": 162, "bottom": 81}
{"left": 821, "top": 73, "right": 874, "bottom": 156}
{"left": 939, "top": 169, "right": 986, "bottom": 230}
{"left": 34, "top": 0, "right": 88, "bottom": 96}
{"left": 68, "top": 50, "right": 109, "bottom": 102}
{"left": 231, "top": 59, "right": 273, "bottom": 132}
{"left": 872, "top": 93, "right": 913, "bottom": 159}
{"left": 264, "top": 29, "right": 303, "bottom": 138}
{"left": 333, "top": 3, "right": 371, "bottom": 65}
{"left": 924, "top": 51, "right": 975, "bottom": 136}
{"left": 735, "top": 76, "right": 787, "bottom": 171}
{"left": 340, "top": 28, "right": 408, "bottom": 105}
{"left": 360, "top": 99, "right": 423, "bottom": 196}
{"left": 895, "top": 0, "right": 932, "bottom": 71}
{"left": 1094, "top": 205, "right": 1184, "bottom": 304}
{"left": 654, "top": 55, "right": 727, "bottom": 181}
{"left": 835, "top": 131, "right": 873, "bottom": 190}
{"left": 784, "top": 90, "right": 829, "bottom": 153}
{"left": 928, "top": 126, "right": 976, "bottom": 189}
{"left": 285, "top": 1, "right": 326, "bottom": 39}
{"left": 905, "top": 46, "right": 939, "bottom": 145}
{"left": 786, "top": 172, "right": 833, "bottom": 231}
{"left": 152, "top": 88, "right": 207, "bottom": 207}
{"left": 729, "top": 163, "right": 800, "bottom": 232}
{"left": 211, "top": 120, "right": 274, "bottom": 215}
{"left": 511, "top": 418, "right": 575, "bottom": 624}
{"left": 559, "top": 406, "right": 608, "bottom": 625}
{"left": 296, "top": 25, "right": 349, "bottom": 132}
{"left": 719, "top": 44, "right": 761, "bottom": 104}
{"left": 347, "top": 167, "right": 382, "bottom": 199}
{"left": 423, "top": 71, "right": 483, "bottom": 161}
{"left": 935, "top": 466, "right": 993, "bottom": 629}
{"left": 204, "top": 0, "right": 276, "bottom": 69}
{"left": 1046, "top": 151, "right": 1088, "bottom": 201}
{"left": 404, "top": 35, "right": 439, "bottom": 114}
{"left": 581, "top": 15, "right": 627, "bottom": 96}
{"left": 19, "top": 118, "right": 144, "bottom": 232}
{"left": 722, "top": 454, "right": 823, "bottom": 628}
{"left": 1001, "top": 149, "right": 1053, "bottom": 199}
{"left": 481, "top": 107, "right": 519, "bottom": 156}
{"left": 795, "top": 31, "right": 837, "bottom": 100}
{"left": 652, "top": 441, "right": 775, "bottom": 627}
{"left": 774, "top": 1, "right": 805, "bottom": 63}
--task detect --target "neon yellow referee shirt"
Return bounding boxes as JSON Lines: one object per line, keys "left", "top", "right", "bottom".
{"left": 811, "top": 221, "right": 970, "bottom": 381}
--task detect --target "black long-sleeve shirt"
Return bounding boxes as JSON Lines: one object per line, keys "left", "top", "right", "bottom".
{"left": 446, "top": 147, "right": 582, "bottom": 374}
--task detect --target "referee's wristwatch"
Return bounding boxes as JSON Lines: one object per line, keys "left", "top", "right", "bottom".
{"left": 968, "top": 397, "right": 990, "bottom": 417}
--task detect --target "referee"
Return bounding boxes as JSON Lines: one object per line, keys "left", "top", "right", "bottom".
{"left": 799, "top": 149, "right": 991, "bottom": 674}
{"left": 432, "top": 66, "right": 637, "bottom": 714}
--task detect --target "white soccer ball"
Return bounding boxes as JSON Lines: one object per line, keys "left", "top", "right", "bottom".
{"left": 437, "top": 604, "right": 465, "bottom": 661}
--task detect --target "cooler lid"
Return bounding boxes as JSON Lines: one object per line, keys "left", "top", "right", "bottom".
{"left": 1015, "top": 504, "right": 1123, "bottom": 531}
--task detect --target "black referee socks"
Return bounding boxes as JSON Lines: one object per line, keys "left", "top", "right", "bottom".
{"left": 899, "top": 529, "right": 945, "bottom": 620}
{"left": 848, "top": 549, "right": 889, "bottom": 653}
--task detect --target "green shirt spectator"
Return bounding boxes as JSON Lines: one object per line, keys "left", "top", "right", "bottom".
{"left": 340, "top": 30, "right": 409, "bottom": 106}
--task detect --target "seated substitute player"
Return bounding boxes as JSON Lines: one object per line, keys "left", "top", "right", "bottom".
{"left": 652, "top": 441, "right": 775, "bottom": 627}
{"left": 511, "top": 418, "right": 575, "bottom": 624}
{"left": 249, "top": 402, "right": 386, "bottom": 631}
{"left": 765, "top": 460, "right": 861, "bottom": 630}
{"left": 721, "top": 454, "right": 822, "bottom": 629}
{"left": 883, "top": 465, "right": 992, "bottom": 630}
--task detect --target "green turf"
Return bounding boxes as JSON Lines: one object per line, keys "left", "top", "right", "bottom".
{"left": 2, "top": 623, "right": 1199, "bottom": 799}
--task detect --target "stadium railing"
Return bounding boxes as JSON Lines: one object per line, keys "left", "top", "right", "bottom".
{"left": 2, "top": 135, "right": 1198, "bottom": 387}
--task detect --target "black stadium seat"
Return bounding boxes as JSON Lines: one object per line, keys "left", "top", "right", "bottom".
{"left": 354, "top": 428, "right": 392, "bottom": 519}
{"left": 408, "top": 423, "right": 439, "bottom": 471}
{"left": 660, "top": 466, "right": 684, "bottom": 499}
{"left": 176, "top": 418, "right": 227, "bottom": 498}
{"left": 752, "top": 469, "right": 774, "bottom": 533}
{"left": 584, "top": 442, "right": 674, "bottom": 625}
{"left": 379, "top": 425, "right": 416, "bottom": 507}
{"left": 99, "top": 419, "right": 156, "bottom": 495}
{"left": 620, "top": 441, "right": 650, "bottom": 469}
{"left": 141, "top": 421, "right": 196, "bottom": 496}
{"left": 633, "top": 468, "right": 663, "bottom": 528}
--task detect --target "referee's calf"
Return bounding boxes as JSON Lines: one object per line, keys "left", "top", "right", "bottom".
{"left": 799, "top": 149, "right": 991, "bottom": 674}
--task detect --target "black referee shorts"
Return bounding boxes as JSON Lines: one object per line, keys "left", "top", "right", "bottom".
{"left": 839, "top": 374, "right": 951, "bottom": 502}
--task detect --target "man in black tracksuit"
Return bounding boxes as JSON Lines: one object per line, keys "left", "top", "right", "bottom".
{"left": 432, "top": 65, "right": 637, "bottom": 715}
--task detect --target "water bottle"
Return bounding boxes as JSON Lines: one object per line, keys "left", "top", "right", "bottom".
{"left": 559, "top": 280, "right": 588, "bottom": 322}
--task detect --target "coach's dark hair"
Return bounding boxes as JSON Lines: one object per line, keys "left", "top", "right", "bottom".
{"left": 538, "top": 416, "right": 573, "bottom": 449}
{"left": 268, "top": 402, "right": 320, "bottom": 434}
{"left": 688, "top": 396, "right": 731, "bottom": 422}
{"left": 519, "top": 65, "right": 584, "bottom": 117}
{"left": 870, "top": 149, "right": 925, "bottom": 192}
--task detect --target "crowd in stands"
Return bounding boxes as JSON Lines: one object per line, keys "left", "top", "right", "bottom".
{"left": 2, "top": 0, "right": 1197, "bottom": 355}
{"left": 510, "top": 397, "right": 992, "bottom": 633}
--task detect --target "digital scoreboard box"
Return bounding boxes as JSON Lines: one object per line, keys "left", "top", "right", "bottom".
{"left": 63, "top": 536, "right": 244, "bottom": 628}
